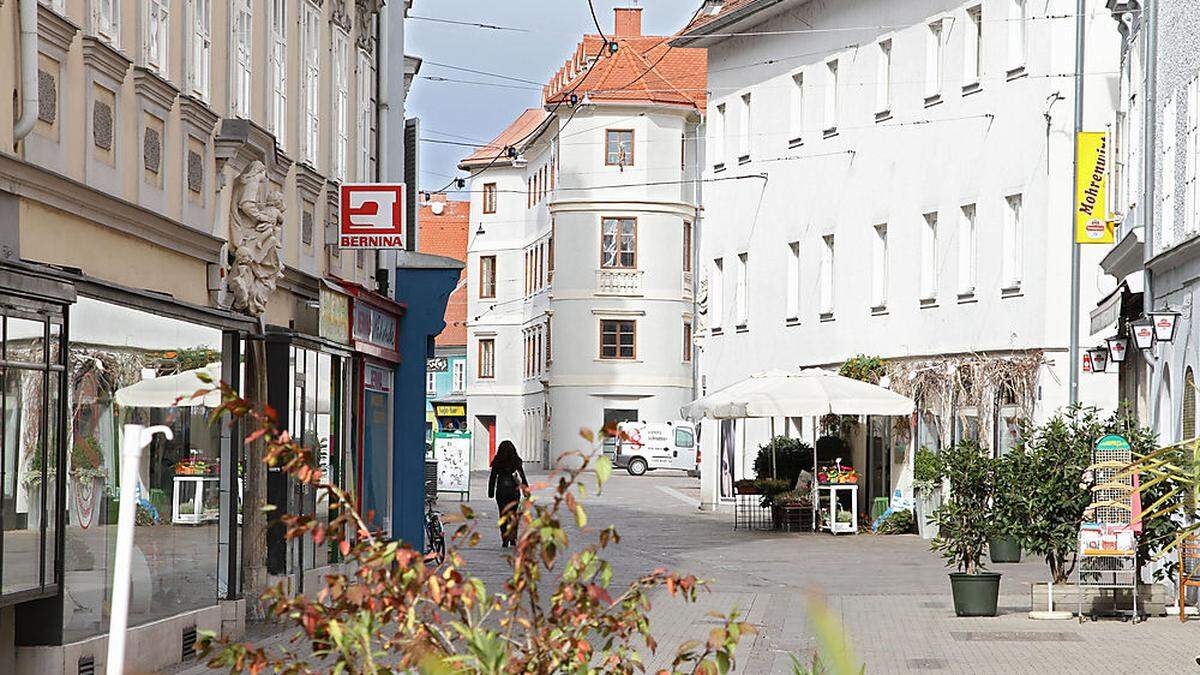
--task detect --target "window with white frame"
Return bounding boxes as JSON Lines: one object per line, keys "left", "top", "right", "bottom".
{"left": 1002, "top": 194, "right": 1023, "bottom": 289}
{"left": 786, "top": 242, "right": 800, "bottom": 321}
{"left": 819, "top": 234, "right": 835, "bottom": 316}
{"left": 738, "top": 93, "right": 751, "bottom": 160}
{"left": 925, "top": 19, "right": 945, "bottom": 100}
{"left": 452, "top": 360, "right": 466, "bottom": 393}
{"left": 711, "top": 258, "right": 724, "bottom": 331}
{"left": 144, "top": 0, "right": 169, "bottom": 76}
{"left": 824, "top": 59, "right": 839, "bottom": 132}
{"left": 269, "top": 0, "right": 287, "bottom": 141}
{"left": 357, "top": 49, "right": 374, "bottom": 180}
{"left": 332, "top": 30, "right": 350, "bottom": 180}
{"left": 1185, "top": 77, "right": 1198, "bottom": 238}
{"left": 189, "top": 0, "right": 211, "bottom": 100}
{"left": 964, "top": 6, "right": 983, "bottom": 86}
{"left": 1162, "top": 95, "right": 1178, "bottom": 250}
{"left": 232, "top": 0, "right": 253, "bottom": 118}
{"left": 920, "top": 213, "right": 938, "bottom": 301}
{"left": 713, "top": 103, "right": 726, "bottom": 167}
{"left": 876, "top": 40, "right": 892, "bottom": 115}
{"left": 789, "top": 73, "right": 804, "bottom": 144}
{"left": 735, "top": 252, "right": 748, "bottom": 327}
{"left": 872, "top": 224, "right": 888, "bottom": 309}
{"left": 94, "top": 0, "right": 119, "bottom": 42}
{"left": 958, "top": 204, "right": 977, "bottom": 296}
{"left": 1008, "top": 0, "right": 1028, "bottom": 73}
{"left": 301, "top": 1, "right": 321, "bottom": 166}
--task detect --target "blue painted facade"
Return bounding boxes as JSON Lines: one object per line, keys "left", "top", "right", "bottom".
{"left": 426, "top": 349, "right": 468, "bottom": 440}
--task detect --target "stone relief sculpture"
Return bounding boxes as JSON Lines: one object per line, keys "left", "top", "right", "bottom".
{"left": 695, "top": 273, "right": 709, "bottom": 335}
{"left": 228, "top": 161, "right": 285, "bottom": 317}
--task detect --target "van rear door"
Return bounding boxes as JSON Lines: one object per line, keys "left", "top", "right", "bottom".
{"left": 672, "top": 425, "right": 697, "bottom": 470}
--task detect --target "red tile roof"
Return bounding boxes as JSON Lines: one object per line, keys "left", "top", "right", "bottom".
{"left": 675, "top": 0, "right": 783, "bottom": 44}
{"left": 542, "top": 34, "right": 707, "bottom": 110}
{"left": 418, "top": 195, "right": 470, "bottom": 347}
{"left": 458, "top": 108, "right": 552, "bottom": 169}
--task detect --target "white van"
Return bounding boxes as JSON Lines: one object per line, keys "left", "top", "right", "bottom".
{"left": 614, "top": 421, "right": 699, "bottom": 476}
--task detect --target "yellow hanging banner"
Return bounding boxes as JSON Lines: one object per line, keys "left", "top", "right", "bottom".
{"left": 1075, "top": 131, "right": 1114, "bottom": 244}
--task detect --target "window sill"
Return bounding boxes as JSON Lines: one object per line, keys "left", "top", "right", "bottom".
{"left": 957, "top": 291, "right": 977, "bottom": 304}
{"left": 1006, "top": 66, "right": 1027, "bottom": 81}
{"left": 822, "top": 127, "right": 839, "bottom": 139}
{"left": 923, "top": 94, "right": 943, "bottom": 108}
{"left": 875, "top": 109, "right": 892, "bottom": 123}
{"left": 788, "top": 137, "right": 804, "bottom": 149}
{"left": 711, "top": 327, "right": 724, "bottom": 336}
{"left": 735, "top": 324, "right": 749, "bottom": 333}
{"left": 961, "top": 81, "right": 982, "bottom": 96}
{"left": 737, "top": 155, "right": 751, "bottom": 165}
{"left": 1001, "top": 285, "right": 1023, "bottom": 298}
{"left": 871, "top": 305, "right": 888, "bottom": 316}
{"left": 713, "top": 163, "right": 726, "bottom": 173}
{"left": 595, "top": 358, "right": 643, "bottom": 364}
{"left": 819, "top": 312, "right": 835, "bottom": 323}
{"left": 785, "top": 316, "right": 801, "bottom": 326}
{"left": 919, "top": 297, "right": 938, "bottom": 309}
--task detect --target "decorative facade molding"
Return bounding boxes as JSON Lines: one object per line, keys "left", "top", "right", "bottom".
{"left": 38, "top": 3, "right": 80, "bottom": 59}
{"left": 215, "top": 118, "right": 283, "bottom": 184}
{"left": 81, "top": 35, "right": 131, "bottom": 84}
{"left": 331, "top": 4, "right": 352, "bottom": 31}
{"left": 132, "top": 66, "right": 179, "bottom": 114}
{"left": 355, "top": 2, "right": 377, "bottom": 53}
{"left": 294, "top": 161, "right": 325, "bottom": 203}
{"left": 178, "top": 94, "right": 220, "bottom": 138}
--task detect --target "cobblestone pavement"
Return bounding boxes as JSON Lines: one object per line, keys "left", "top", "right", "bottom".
{"left": 177, "top": 468, "right": 1200, "bottom": 673}
{"left": 458, "top": 469, "right": 1200, "bottom": 674}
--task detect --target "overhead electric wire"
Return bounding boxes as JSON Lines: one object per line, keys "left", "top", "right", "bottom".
{"left": 420, "top": 59, "right": 546, "bottom": 86}
{"left": 419, "top": 76, "right": 544, "bottom": 91}
{"left": 406, "top": 14, "right": 531, "bottom": 32}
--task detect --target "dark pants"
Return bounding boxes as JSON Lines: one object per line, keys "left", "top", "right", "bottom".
{"left": 496, "top": 494, "right": 519, "bottom": 544}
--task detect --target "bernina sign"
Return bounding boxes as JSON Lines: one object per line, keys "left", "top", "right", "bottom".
{"left": 339, "top": 183, "right": 406, "bottom": 249}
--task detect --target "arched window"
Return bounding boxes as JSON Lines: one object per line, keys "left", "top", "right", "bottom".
{"left": 1185, "top": 368, "right": 1197, "bottom": 440}
{"left": 1159, "top": 365, "right": 1175, "bottom": 443}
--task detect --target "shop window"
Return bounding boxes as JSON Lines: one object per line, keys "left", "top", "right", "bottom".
{"left": 1, "top": 310, "right": 66, "bottom": 602}
{"left": 63, "top": 297, "right": 226, "bottom": 641}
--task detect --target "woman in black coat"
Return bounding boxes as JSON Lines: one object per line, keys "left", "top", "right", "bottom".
{"left": 487, "top": 440, "right": 528, "bottom": 547}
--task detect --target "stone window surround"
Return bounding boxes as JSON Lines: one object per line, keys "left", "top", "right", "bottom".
{"left": 82, "top": 36, "right": 131, "bottom": 195}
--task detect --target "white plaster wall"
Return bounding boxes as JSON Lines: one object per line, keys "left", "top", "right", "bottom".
{"left": 693, "top": 0, "right": 1121, "bottom": 508}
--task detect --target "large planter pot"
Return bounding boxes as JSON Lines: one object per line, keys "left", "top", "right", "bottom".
{"left": 988, "top": 536, "right": 1022, "bottom": 563}
{"left": 915, "top": 489, "right": 942, "bottom": 539}
{"left": 949, "top": 572, "right": 1002, "bottom": 617}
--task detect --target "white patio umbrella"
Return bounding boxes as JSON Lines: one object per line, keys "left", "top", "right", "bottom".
{"left": 681, "top": 369, "right": 915, "bottom": 526}
{"left": 114, "top": 362, "right": 223, "bottom": 408}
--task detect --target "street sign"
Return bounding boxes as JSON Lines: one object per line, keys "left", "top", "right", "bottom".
{"left": 1074, "top": 132, "right": 1114, "bottom": 244}
{"left": 339, "top": 183, "right": 406, "bottom": 249}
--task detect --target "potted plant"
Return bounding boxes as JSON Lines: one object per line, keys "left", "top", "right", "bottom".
{"left": 912, "top": 446, "right": 942, "bottom": 539}
{"left": 988, "top": 450, "right": 1029, "bottom": 563}
{"left": 931, "top": 441, "right": 1001, "bottom": 617}
{"left": 753, "top": 436, "right": 812, "bottom": 484}
{"left": 70, "top": 435, "right": 108, "bottom": 529}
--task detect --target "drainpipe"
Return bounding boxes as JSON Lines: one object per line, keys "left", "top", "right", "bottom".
{"left": 1142, "top": 0, "right": 1158, "bottom": 426}
{"left": 13, "top": 0, "right": 39, "bottom": 142}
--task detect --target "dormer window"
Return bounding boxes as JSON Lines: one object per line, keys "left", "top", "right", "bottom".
{"left": 704, "top": 0, "right": 724, "bottom": 16}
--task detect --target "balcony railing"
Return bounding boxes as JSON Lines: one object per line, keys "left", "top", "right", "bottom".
{"left": 596, "top": 269, "right": 643, "bottom": 296}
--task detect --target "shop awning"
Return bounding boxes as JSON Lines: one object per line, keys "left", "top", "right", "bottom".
{"left": 114, "top": 363, "right": 223, "bottom": 408}
{"left": 1100, "top": 226, "right": 1144, "bottom": 281}
{"left": 681, "top": 369, "right": 915, "bottom": 420}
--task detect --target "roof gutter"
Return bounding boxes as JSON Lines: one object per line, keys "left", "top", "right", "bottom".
{"left": 13, "top": 0, "right": 39, "bottom": 142}
{"left": 670, "top": 0, "right": 784, "bottom": 47}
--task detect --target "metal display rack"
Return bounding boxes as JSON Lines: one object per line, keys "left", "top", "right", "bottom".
{"left": 733, "top": 488, "right": 772, "bottom": 531}
{"left": 816, "top": 484, "right": 858, "bottom": 534}
{"left": 1076, "top": 435, "right": 1141, "bottom": 623}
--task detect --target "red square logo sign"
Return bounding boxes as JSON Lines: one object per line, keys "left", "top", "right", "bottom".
{"left": 339, "top": 183, "right": 406, "bottom": 249}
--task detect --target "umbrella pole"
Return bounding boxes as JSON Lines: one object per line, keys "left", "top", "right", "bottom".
{"left": 770, "top": 417, "right": 777, "bottom": 479}
{"left": 812, "top": 415, "right": 818, "bottom": 532}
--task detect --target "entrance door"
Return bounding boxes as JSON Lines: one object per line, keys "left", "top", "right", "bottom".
{"left": 479, "top": 415, "right": 496, "bottom": 463}
{"left": 867, "top": 417, "right": 892, "bottom": 512}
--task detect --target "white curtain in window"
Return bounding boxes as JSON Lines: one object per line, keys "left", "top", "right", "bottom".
{"left": 790, "top": 73, "right": 804, "bottom": 141}
{"left": 357, "top": 50, "right": 374, "bottom": 180}
{"left": 189, "top": 0, "right": 212, "bottom": 100}
{"left": 786, "top": 242, "right": 800, "bottom": 319}
{"left": 1002, "top": 195, "right": 1023, "bottom": 287}
{"left": 824, "top": 60, "right": 839, "bottom": 130}
{"left": 270, "top": 0, "right": 287, "bottom": 141}
{"left": 1008, "top": 0, "right": 1027, "bottom": 71}
{"left": 958, "top": 205, "right": 977, "bottom": 294}
{"left": 302, "top": 2, "right": 322, "bottom": 165}
{"left": 872, "top": 225, "right": 888, "bottom": 307}
{"left": 144, "top": 0, "right": 169, "bottom": 75}
{"left": 921, "top": 213, "right": 938, "bottom": 299}
{"left": 233, "top": 0, "right": 253, "bottom": 118}
{"left": 876, "top": 41, "right": 891, "bottom": 112}
{"left": 735, "top": 253, "right": 748, "bottom": 325}
{"left": 333, "top": 31, "right": 350, "bottom": 180}
{"left": 819, "top": 235, "right": 834, "bottom": 313}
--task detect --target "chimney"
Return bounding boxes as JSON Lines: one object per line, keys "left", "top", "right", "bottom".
{"left": 614, "top": 7, "right": 642, "bottom": 38}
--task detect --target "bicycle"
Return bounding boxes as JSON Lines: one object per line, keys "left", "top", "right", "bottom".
{"left": 424, "top": 494, "right": 446, "bottom": 565}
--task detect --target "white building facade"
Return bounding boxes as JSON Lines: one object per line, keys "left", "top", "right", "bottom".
{"left": 675, "top": 0, "right": 1122, "bottom": 510}
{"left": 463, "top": 8, "right": 706, "bottom": 468}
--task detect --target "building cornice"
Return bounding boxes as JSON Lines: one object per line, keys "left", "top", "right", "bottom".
{"left": 215, "top": 118, "right": 287, "bottom": 183}
{"left": 549, "top": 198, "right": 697, "bottom": 218}
{"left": 295, "top": 162, "right": 326, "bottom": 202}
{"left": 0, "top": 153, "right": 224, "bottom": 262}
{"left": 132, "top": 66, "right": 180, "bottom": 114}
{"left": 38, "top": 3, "right": 80, "bottom": 57}
{"left": 671, "top": 0, "right": 785, "bottom": 47}
{"left": 81, "top": 35, "right": 131, "bottom": 84}
{"left": 281, "top": 265, "right": 320, "bottom": 300}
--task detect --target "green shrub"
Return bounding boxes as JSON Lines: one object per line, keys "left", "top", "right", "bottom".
{"left": 876, "top": 509, "right": 916, "bottom": 535}
{"left": 931, "top": 441, "right": 995, "bottom": 574}
{"left": 913, "top": 446, "right": 942, "bottom": 494}
{"left": 753, "top": 436, "right": 813, "bottom": 484}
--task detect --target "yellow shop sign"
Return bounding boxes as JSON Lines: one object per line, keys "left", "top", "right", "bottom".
{"left": 1075, "top": 131, "right": 1114, "bottom": 244}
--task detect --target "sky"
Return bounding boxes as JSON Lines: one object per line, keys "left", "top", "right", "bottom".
{"left": 405, "top": 0, "right": 701, "bottom": 194}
